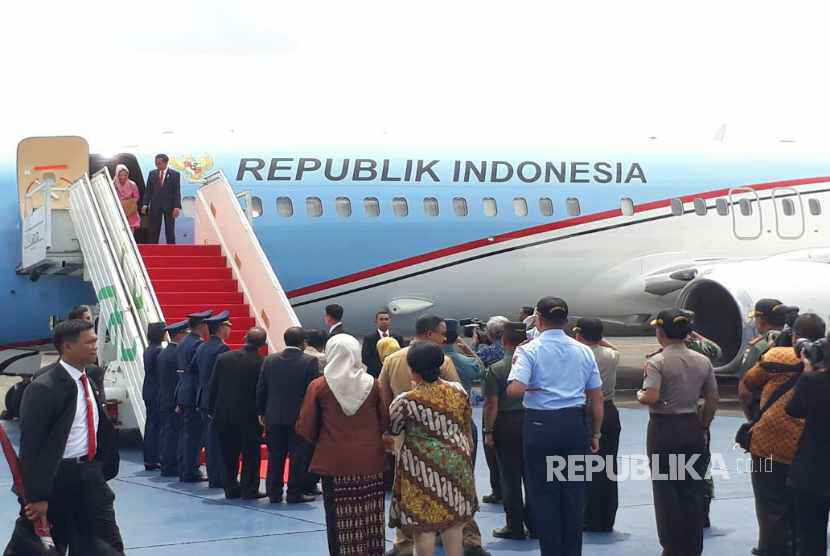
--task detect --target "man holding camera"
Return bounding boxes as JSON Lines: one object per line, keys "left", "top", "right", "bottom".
{"left": 739, "top": 313, "right": 826, "bottom": 556}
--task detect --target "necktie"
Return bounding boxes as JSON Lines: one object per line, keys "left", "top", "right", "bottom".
{"left": 159, "top": 171, "right": 165, "bottom": 188}
{"left": 78, "top": 373, "right": 97, "bottom": 460}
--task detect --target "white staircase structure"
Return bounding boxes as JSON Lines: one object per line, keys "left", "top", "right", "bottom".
{"left": 67, "top": 168, "right": 165, "bottom": 434}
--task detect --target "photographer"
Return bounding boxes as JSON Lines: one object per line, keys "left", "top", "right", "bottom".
{"left": 739, "top": 313, "right": 825, "bottom": 556}
{"left": 474, "top": 316, "right": 509, "bottom": 367}
{"left": 786, "top": 332, "right": 830, "bottom": 556}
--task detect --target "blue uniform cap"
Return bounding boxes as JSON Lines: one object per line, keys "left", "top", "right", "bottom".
{"left": 205, "top": 310, "right": 231, "bottom": 333}
{"left": 165, "top": 320, "right": 189, "bottom": 335}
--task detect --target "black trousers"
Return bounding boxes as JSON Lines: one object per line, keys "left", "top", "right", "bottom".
{"left": 48, "top": 461, "right": 123, "bottom": 554}
{"left": 266, "top": 425, "right": 309, "bottom": 500}
{"left": 647, "top": 413, "right": 707, "bottom": 556}
{"left": 216, "top": 421, "right": 262, "bottom": 498}
{"left": 494, "top": 410, "right": 531, "bottom": 534}
{"left": 751, "top": 456, "right": 796, "bottom": 555}
{"left": 143, "top": 399, "right": 161, "bottom": 466}
{"left": 179, "top": 406, "right": 202, "bottom": 481}
{"left": 483, "top": 435, "right": 502, "bottom": 499}
{"left": 585, "top": 400, "right": 621, "bottom": 532}
{"left": 159, "top": 408, "right": 181, "bottom": 475}
{"left": 793, "top": 488, "right": 829, "bottom": 556}
{"left": 201, "top": 412, "right": 225, "bottom": 487}
{"left": 524, "top": 407, "right": 588, "bottom": 556}
{"left": 148, "top": 210, "right": 175, "bottom": 244}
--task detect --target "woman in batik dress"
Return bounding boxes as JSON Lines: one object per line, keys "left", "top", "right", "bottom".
{"left": 388, "top": 341, "right": 478, "bottom": 556}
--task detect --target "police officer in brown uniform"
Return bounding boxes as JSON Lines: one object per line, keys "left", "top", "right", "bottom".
{"left": 638, "top": 309, "right": 719, "bottom": 556}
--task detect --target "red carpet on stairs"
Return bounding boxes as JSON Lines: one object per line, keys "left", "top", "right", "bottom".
{"left": 139, "top": 244, "right": 254, "bottom": 349}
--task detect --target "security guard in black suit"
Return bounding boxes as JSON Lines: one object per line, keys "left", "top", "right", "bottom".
{"left": 158, "top": 321, "right": 188, "bottom": 477}
{"left": 194, "top": 311, "right": 231, "bottom": 488}
{"left": 176, "top": 310, "right": 211, "bottom": 482}
{"left": 142, "top": 322, "right": 166, "bottom": 471}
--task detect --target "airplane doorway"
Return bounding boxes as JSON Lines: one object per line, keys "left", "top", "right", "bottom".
{"left": 729, "top": 187, "right": 763, "bottom": 240}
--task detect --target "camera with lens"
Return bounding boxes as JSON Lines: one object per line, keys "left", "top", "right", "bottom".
{"left": 458, "top": 318, "right": 486, "bottom": 339}
{"left": 795, "top": 337, "right": 829, "bottom": 366}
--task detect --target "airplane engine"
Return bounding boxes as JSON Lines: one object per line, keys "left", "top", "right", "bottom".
{"left": 676, "top": 259, "right": 830, "bottom": 376}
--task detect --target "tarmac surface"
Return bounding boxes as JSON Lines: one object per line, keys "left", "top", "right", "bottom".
{"left": 0, "top": 338, "right": 770, "bottom": 554}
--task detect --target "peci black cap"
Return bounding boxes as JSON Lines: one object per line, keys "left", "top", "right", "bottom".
{"left": 536, "top": 297, "right": 568, "bottom": 322}
{"left": 205, "top": 310, "right": 231, "bottom": 334}
{"left": 503, "top": 321, "right": 528, "bottom": 343}
{"left": 748, "top": 299, "right": 788, "bottom": 325}
{"left": 165, "top": 320, "right": 189, "bottom": 335}
{"left": 651, "top": 308, "right": 695, "bottom": 337}
{"left": 574, "top": 317, "right": 603, "bottom": 342}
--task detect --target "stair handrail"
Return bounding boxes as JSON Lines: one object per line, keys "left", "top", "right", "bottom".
{"left": 68, "top": 168, "right": 165, "bottom": 434}
{"left": 195, "top": 171, "right": 301, "bottom": 353}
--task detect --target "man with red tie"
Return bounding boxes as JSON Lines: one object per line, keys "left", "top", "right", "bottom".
{"left": 13, "top": 319, "right": 123, "bottom": 554}
{"left": 142, "top": 153, "right": 182, "bottom": 244}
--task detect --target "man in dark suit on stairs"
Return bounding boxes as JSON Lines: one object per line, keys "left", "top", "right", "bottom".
{"left": 141, "top": 153, "right": 181, "bottom": 245}
{"left": 209, "top": 327, "right": 268, "bottom": 500}
{"left": 362, "top": 309, "right": 405, "bottom": 378}
{"left": 257, "top": 327, "right": 320, "bottom": 503}
{"left": 9, "top": 319, "right": 122, "bottom": 555}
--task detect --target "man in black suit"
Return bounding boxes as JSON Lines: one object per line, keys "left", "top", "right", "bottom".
{"left": 324, "top": 304, "right": 345, "bottom": 339}
{"left": 142, "top": 322, "right": 166, "bottom": 471}
{"left": 362, "top": 309, "right": 405, "bottom": 378}
{"left": 141, "top": 153, "right": 181, "bottom": 244}
{"left": 256, "top": 327, "right": 319, "bottom": 503}
{"left": 208, "top": 327, "right": 267, "bottom": 500}
{"left": 13, "top": 320, "right": 122, "bottom": 555}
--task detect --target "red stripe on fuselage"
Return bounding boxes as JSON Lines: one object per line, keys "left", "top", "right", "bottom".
{"left": 285, "top": 176, "right": 830, "bottom": 299}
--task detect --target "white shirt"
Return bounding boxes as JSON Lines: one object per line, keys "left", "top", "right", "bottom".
{"left": 378, "top": 329, "right": 391, "bottom": 338}
{"left": 329, "top": 322, "right": 342, "bottom": 335}
{"left": 61, "top": 361, "right": 100, "bottom": 459}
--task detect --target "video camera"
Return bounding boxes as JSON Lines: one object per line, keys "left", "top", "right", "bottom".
{"left": 458, "top": 318, "right": 487, "bottom": 339}
{"left": 795, "top": 337, "right": 830, "bottom": 367}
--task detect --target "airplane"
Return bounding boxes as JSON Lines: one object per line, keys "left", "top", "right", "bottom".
{"left": 2, "top": 134, "right": 830, "bottom": 378}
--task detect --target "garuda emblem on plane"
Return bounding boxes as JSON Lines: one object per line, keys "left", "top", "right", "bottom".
{"left": 172, "top": 154, "right": 214, "bottom": 182}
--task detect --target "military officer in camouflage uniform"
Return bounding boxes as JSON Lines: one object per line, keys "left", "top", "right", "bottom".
{"left": 739, "top": 299, "right": 788, "bottom": 377}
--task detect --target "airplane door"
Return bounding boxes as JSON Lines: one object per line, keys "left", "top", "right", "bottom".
{"left": 771, "top": 188, "right": 805, "bottom": 239}
{"left": 17, "top": 136, "right": 89, "bottom": 217}
{"left": 729, "top": 187, "right": 763, "bottom": 240}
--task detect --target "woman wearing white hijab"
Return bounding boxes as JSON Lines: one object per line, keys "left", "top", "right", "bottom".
{"left": 296, "top": 334, "right": 389, "bottom": 556}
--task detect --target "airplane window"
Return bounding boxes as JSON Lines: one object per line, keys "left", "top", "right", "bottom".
{"left": 620, "top": 197, "right": 634, "bottom": 216}
{"left": 364, "top": 197, "right": 380, "bottom": 217}
{"left": 335, "top": 197, "right": 352, "bottom": 217}
{"left": 671, "top": 198, "right": 684, "bottom": 216}
{"left": 423, "top": 197, "right": 439, "bottom": 217}
{"left": 276, "top": 197, "right": 293, "bottom": 217}
{"left": 693, "top": 198, "right": 707, "bottom": 216}
{"left": 513, "top": 197, "right": 528, "bottom": 217}
{"left": 453, "top": 197, "right": 468, "bottom": 217}
{"left": 539, "top": 197, "right": 554, "bottom": 216}
{"left": 181, "top": 196, "right": 195, "bottom": 218}
{"left": 393, "top": 197, "right": 409, "bottom": 217}
{"left": 716, "top": 198, "right": 729, "bottom": 216}
{"left": 781, "top": 198, "right": 796, "bottom": 217}
{"left": 483, "top": 197, "right": 498, "bottom": 217}
{"left": 306, "top": 197, "right": 323, "bottom": 217}
{"left": 251, "top": 196, "right": 263, "bottom": 218}
{"left": 739, "top": 198, "right": 753, "bottom": 216}
{"left": 566, "top": 197, "right": 580, "bottom": 217}
{"left": 809, "top": 198, "right": 822, "bottom": 216}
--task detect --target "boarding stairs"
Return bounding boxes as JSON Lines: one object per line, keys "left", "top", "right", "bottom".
{"left": 18, "top": 146, "right": 298, "bottom": 433}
